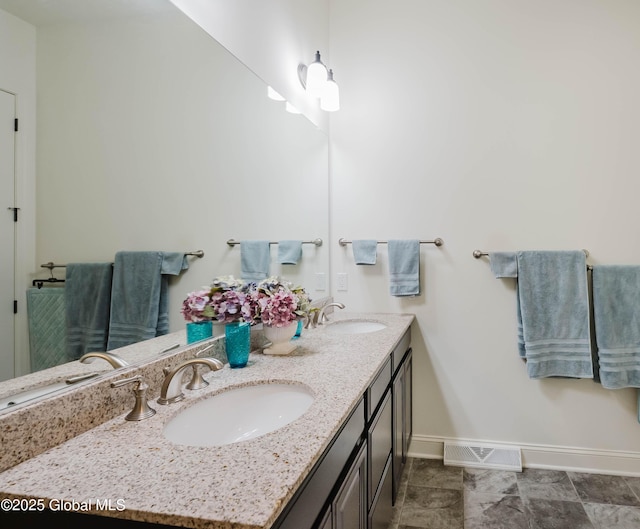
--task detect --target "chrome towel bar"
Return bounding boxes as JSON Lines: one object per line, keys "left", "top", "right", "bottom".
{"left": 473, "top": 249, "right": 592, "bottom": 270}
{"left": 473, "top": 249, "right": 589, "bottom": 259}
{"left": 339, "top": 238, "right": 444, "bottom": 247}
{"left": 40, "top": 250, "right": 205, "bottom": 269}
{"left": 226, "top": 238, "right": 323, "bottom": 247}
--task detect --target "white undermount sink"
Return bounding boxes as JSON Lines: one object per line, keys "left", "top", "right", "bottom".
{"left": 326, "top": 319, "right": 387, "bottom": 335}
{"left": 163, "top": 383, "right": 314, "bottom": 447}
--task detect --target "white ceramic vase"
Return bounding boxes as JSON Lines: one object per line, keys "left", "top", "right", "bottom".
{"left": 262, "top": 321, "right": 298, "bottom": 355}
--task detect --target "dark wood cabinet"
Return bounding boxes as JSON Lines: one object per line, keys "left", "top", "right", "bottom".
{"left": 274, "top": 329, "right": 413, "bottom": 529}
{"left": 368, "top": 456, "right": 393, "bottom": 529}
{"left": 392, "top": 347, "right": 412, "bottom": 503}
{"left": 334, "top": 442, "right": 367, "bottom": 529}
{"left": 367, "top": 390, "right": 392, "bottom": 509}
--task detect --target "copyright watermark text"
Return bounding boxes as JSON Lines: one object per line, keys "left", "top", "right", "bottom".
{"left": 1, "top": 497, "right": 126, "bottom": 512}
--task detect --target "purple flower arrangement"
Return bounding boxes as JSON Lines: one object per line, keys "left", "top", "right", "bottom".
{"left": 180, "top": 289, "right": 214, "bottom": 322}
{"left": 181, "top": 275, "right": 310, "bottom": 328}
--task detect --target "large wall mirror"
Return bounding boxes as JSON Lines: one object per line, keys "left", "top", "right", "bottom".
{"left": 0, "top": 0, "right": 329, "bottom": 400}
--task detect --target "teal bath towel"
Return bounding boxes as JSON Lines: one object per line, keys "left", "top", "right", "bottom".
{"left": 516, "top": 251, "right": 593, "bottom": 379}
{"left": 107, "top": 252, "right": 188, "bottom": 350}
{"left": 352, "top": 240, "right": 378, "bottom": 265}
{"left": 388, "top": 240, "right": 420, "bottom": 297}
{"left": 489, "top": 252, "right": 518, "bottom": 278}
{"left": 26, "top": 286, "right": 67, "bottom": 371}
{"left": 591, "top": 265, "right": 640, "bottom": 389}
{"left": 65, "top": 262, "right": 113, "bottom": 360}
{"left": 240, "top": 240, "right": 271, "bottom": 281}
{"left": 278, "top": 240, "right": 303, "bottom": 265}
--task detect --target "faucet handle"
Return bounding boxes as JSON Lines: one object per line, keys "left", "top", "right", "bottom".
{"left": 110, "top": 375, "right": 156, "bottom": 421}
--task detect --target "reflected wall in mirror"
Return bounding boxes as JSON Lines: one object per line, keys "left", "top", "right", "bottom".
{"left": 0, "top": 1, "right": 329, "bottom": 392}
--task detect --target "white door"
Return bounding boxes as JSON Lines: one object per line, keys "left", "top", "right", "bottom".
{"left": 0, "top": 89, "right": 16, "bottom": 382}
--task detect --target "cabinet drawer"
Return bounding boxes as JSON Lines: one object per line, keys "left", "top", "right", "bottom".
{"left": 367, "top": 356, "right": 391, "bottom": 421}
{"left": 367, "top": 390, "right": 392, "bottom": 509}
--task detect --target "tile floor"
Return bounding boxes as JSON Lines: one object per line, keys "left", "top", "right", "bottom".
{"left": 390, "top": 458, "right": 640, "bottom": 529}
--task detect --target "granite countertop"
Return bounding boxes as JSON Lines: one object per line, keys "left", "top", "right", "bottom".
{"left": 0, "top": 312, "right": 414, "bottom": 529}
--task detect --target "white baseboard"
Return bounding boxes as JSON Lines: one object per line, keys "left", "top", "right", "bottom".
{"left": 408, "top": 434, "right": 640, "bottom": 477}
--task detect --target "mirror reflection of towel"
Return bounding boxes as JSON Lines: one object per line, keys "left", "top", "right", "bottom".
{"left": 27, "top": 286, "right": 68, "bottom": 370}
{"left": 107, "top": 252, "right": 188, "bottom": 351}
{"left": 66, "top": 263, "right": 113, "bottom": 359}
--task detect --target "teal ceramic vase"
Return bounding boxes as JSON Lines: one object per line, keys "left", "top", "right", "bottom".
{"left": 225, "top": 322, "right": 250, "bottom": 368}
{"left": 186, "top": 320, "right": 213, "bottom": 344}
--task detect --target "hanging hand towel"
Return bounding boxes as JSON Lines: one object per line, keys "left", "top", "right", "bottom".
{"left": 278, "top": 240, "right": 303, "bottom": 265}
{"left": 158, "top": 252, "right": 189, "bottom": 336}
{"left": 65, "top": 263, "right": 113, "bottom": 360}
{"left": 27, "top": 286, "right": 68, "bottom": 370}
{"left": 107, "top": 251, "right": 188, "bottom": 350}
{"left": 489, "top": 252, "right": 518, "bottom": 278}
{"left": 516, "top": 251, "right": 593, "bottom": 379}
{"left": 240, "top": 240, "right": 271, "bottom": 281}
{"left": 352, "top": 240, "right": 378, "bottom": 265}
{"left": 388, "top": 240, "right": 420, "bottom": 297}
{"left": 591, "top": 265, "right": 640, "bottom": 389}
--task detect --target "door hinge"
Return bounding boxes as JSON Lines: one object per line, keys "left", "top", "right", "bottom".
{"left": 13, "top": 300, "right": 18, "bottom": 314}
{"left": 7, "top": 207, "right": 19, "bottom": 222}
{"left": 14, "top": 118, "right": 18, "bottom": 132}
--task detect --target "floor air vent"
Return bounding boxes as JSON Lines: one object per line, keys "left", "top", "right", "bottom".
{"left": 443, "top": 441, "right": 522, "bottom": 472}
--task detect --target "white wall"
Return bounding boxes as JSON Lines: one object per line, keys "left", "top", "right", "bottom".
{"left": 170, "top": 0, "right": 330, "bottom": 132}
{"left": 0, "top": 9, "right": 36, "bottom": 376}
{"left": 35, "top": 11, "right": 329, "bottom": 335}
{"left": 330, "top": 0, "right": 640, "bottom": 474}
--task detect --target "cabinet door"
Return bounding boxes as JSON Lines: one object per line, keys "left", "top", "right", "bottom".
{"left": 369, "top": 455, "right": 393, "bottom": 529}
{"left": 392, "top": 348, "right": 413, "bottom": 503}
{"left": 403, "top": 350, "right": 413, "bottom": 462}
{"left": 317, "top": 506, "right": 332, "bottom": 529}
{"left": 392, "top": 369, "right": 404, "bottom": 503}
{"left": 368, "top": 390, "right": 392, "bottom": 509}
{"left": 334, "top": 442, "right": 367, "bottom": 529}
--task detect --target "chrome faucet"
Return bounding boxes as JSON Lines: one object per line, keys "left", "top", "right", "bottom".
{"left": 317, "top": 302, "right": 346, "bottom": 325}
{"left": 79, "top": 352, "right": 129, "bottom": 369}
{"left": 157, "top": 357, "right": 224, "bottom": 405}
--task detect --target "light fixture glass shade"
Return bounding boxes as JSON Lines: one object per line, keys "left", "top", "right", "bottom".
{"left": 320, "top": 69, "right": 340, "bottom": 112}
{"left": 306, "top": 51, "right": 328, "bottom": 99}
{"left": 267, "top": 86, "right": 285, "bottom": 101}
{"left": 285, "top": 102, "right": 301, "bottom": 114}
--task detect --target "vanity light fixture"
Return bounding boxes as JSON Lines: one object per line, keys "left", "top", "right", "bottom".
{"left": 298, "top": 50, "right": 340, "bottom": 112}
{"left": 320, "top": 69, "right": 340, "bottom": 112}
{"left": 304, "top": 51, "right": 328, "bottom": 98}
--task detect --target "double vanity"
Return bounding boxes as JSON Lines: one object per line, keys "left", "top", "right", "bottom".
{"left": 0, "top": 312, "right": 414, "bottom": 529}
